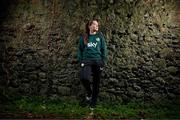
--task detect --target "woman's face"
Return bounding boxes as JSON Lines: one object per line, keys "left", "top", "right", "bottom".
{"left": 89, "top": 20, "right": 99, "bottom": 33}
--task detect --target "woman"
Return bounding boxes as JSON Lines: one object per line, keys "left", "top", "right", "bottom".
{"left": 77, "top": 19, "right": 107, "bottom": 110}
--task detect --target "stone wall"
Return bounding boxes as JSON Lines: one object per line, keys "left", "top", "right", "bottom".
{"left": 0, "top": 0, "right": 179, "bottom": 103}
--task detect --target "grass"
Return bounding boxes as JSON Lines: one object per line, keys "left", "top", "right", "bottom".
{"left": 0, "top": 96, "right": 179, "bottom": 119}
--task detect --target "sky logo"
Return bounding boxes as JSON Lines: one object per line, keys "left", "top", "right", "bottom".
{"left": 87, "top": 42, "right": 98, "bottom": 48}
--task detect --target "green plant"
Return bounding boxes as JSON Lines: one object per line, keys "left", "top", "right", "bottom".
{"left": 1, "top": 96, "right": 179, "bottom": 119}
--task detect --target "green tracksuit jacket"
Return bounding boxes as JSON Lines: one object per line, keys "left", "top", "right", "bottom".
{"left": 77, "top": 32, "right": 107, "bottom": 63}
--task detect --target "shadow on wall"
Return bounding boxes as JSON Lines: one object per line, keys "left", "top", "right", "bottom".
{"left": 0, "top": 0, "right": 47, "bottom": 24}
{"left": 0, "top": 0, "right": 16, "bottom": 23}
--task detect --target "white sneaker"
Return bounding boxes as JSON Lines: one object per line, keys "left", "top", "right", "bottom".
{"left": 90, "top": 107, "right": 94, "bottom": 111}
{"left": 86, "top": 96, "right": 91, "bottom": 101}
{"left": 85, "top": 94, "right": 92, "bottom": 101}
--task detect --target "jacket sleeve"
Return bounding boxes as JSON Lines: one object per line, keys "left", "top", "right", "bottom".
{"left": 100, "top": 33, "right": 108, "bottom": 64}
{"left": 77, "top": 36, "right": 84, "bottom": 63}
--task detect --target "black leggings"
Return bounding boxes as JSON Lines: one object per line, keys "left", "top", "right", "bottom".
{"left": 80, "top": 60, "right": 103, "bottom": 107}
